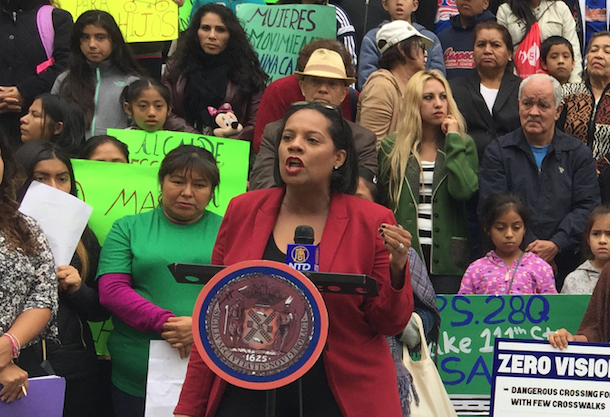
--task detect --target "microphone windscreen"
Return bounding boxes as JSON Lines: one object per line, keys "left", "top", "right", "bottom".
{"left": 294, "top": 225, "right": 314, "bottom": 244}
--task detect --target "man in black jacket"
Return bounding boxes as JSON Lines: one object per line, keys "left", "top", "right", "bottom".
{"left": 479, "top": 74, "right": 600, "bottom": 290}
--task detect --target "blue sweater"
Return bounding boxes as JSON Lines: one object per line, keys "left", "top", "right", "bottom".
{"left": 437, "top": 10, "right": 496, "bottom": 80}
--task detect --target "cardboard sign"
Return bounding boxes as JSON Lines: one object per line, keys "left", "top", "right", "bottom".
{"left": 490, "top": 339, "right": 610, "bottom": 416}
{"left": 61, "top": 0, "right": 179, "bottom": 43}
{"left": 236, "top": 4, "right": 335, "bottom": 81}
{"left": 436, "top": 294, "right": 590, "bottom": 396}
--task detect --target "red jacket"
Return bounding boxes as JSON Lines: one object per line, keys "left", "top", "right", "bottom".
{"left": 174, "top": 188, "right": 413, "bottom": 417}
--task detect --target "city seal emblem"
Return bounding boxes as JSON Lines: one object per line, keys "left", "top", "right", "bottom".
{"left": 192, "top": 260, "right": 328, "bottom": 390}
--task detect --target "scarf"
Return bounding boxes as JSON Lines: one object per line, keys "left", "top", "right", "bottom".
{"left": 387, "top": 335, "right": 418, "bottom": 417}
{"left": 183, "top": 48, "right": 230, "bottom": 132}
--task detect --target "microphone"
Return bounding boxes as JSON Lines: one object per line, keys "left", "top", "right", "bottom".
{"left": 286, "top": 225, "right": 319, "bottom": 272}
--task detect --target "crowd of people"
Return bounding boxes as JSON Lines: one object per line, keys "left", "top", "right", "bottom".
{"left": 2, "top": 0, "right": 610, "bottom": 416}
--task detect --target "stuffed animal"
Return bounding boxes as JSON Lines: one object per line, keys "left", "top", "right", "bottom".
{"left": 208, "top": 103, "right": 243, "bottom": 137}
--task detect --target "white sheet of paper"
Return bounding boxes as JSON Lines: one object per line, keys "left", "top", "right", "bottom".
{"left": 18, "top": 181, "right": 92, "bottom": 267}
{"left": 145, "top": 340, "right": 189, "bottom": 417}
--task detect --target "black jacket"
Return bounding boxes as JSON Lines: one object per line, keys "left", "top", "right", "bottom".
{"left": 450, "top": 70, "right": 521, "bottom": 162}
{"left": 480, "top": 128, "right": 600, "bottom": 252}
{"left": 0, "top": 0, "right": 72, "bottom": 147}
{"left": 18, "top": 227, "right": 109, "bottom": 381}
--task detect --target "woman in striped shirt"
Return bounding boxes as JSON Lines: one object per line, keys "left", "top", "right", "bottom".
{"left": 378, "top": 69, "right": 479, "bottom": 294}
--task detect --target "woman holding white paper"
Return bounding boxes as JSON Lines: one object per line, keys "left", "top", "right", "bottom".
{"left": 0, "top": 135, "right": 58, "bottom": 404}
{"left": 96, "top": 145, "right": 223, "bottom": 417}
{"left": 14, "top": 140, "right": 108, "bottom": 417}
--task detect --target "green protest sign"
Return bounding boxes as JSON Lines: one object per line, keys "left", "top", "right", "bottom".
{"left": 73, "top": 131, "right": 247, "bottom": 245}
{"left": 179, "top": 0, "right": 194, "bottom": 31}
{"left": 237, "top": 4, "right": 336, "bottom": 81}
{"left": 73, "top": 160, "right": 159, "bottom": 245}
{"left": 72, "top": 160, "right": 159, "bottom": 356}
{"left": 181, "top": 0, "right": 274, "bottom": 31}
{"left": 107, "top": 128, "right": 249, "bottom": 213}
{"left": 436, "top": 294, "right": 590, "bottom": 398}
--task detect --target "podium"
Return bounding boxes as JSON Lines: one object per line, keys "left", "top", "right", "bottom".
{"left": 168, "top": 260, "right": 379, "bottom": 417}
{"left": 168, "top": 262, "right": 379, "bottom": 296}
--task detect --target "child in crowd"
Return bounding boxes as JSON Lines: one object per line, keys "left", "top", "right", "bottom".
{"left": 459, "top": 193, "right": 557, "bottom": 295}
{"left": 541, "top": 36, "right": 575, "bottom": 85}
{"left": 562, "top": 205, "right": 610, "bottom": 294}
{"left": 81, "top": 135, "right": 129, "bottom": 163}
{"left": 437, "top": 0, "right": 496, "bottom": 79}
{"left": 357, "top": 0, "right": 445, "bottom": 89}
{"left": 20, "top": 93, "right": 86, "bottom": 158}
{"left": 121, "top": 78, "right": 171, "bottom": 133}
{"left": 52, "top": 10, "right": 143, "bottom": 138}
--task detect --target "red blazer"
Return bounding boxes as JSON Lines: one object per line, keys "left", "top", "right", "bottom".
{"left": 174, "top": 188, "right": 413, "bottom": 417}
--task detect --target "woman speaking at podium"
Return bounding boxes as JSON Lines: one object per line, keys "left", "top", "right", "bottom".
{"left": 174, "top": 102, "right": 414, "bottom": 417}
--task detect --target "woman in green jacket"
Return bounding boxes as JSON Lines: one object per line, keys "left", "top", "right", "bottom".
{"left": 378, "top": 69, "right": 479, "bottom": 294}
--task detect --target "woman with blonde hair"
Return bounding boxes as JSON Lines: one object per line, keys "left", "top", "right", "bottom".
{"left": 378, "top": 70, "right": 479, "bottom": 294}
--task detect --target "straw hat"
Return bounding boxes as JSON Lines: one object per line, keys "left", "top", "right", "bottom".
{"left": 294, "top": 48, "right": 356, "bottom": 84}
{"left": 376, "top": 20, "right": 434, "bottom": 54}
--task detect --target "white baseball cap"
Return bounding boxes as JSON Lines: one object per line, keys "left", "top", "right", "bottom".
{"left": 376, "top": 20, "right": 434, "bottom": 54}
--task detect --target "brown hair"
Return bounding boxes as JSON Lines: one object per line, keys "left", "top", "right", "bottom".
{"left": 583, "top": 205, "right": 610, "bottom": 260}
{"left": 0, "top": 135, "right": 39, "bottom": 255}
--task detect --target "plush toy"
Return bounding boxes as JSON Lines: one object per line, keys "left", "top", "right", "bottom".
{"left": 208, "top": 103, "right": 243, "bottom": 137}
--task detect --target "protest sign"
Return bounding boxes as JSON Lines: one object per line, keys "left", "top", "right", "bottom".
{"left": 61, "top": 0, "right": 179, "bottom": 43}
{"left": 72, "top": 160, "right": 159, "bottom": 245}
{"left": 179, "top": 0, "right": 194, "bottom": 31}
{"left": 72, "top": 155, "right": 246, "bottom": 244}
{"left": 180, "top": 0, "right": 267, "bottom": 31}
{"left": 490, "top": 339, "right": 610, "bottom": 416}
{"left": 436, "top": 294, "right": 590, "bottom": 397}
{"left": 107, "top": 129, "right": 249, "bottom": 207}
{"left": 237, "top": 4, "right": 336, "bottom": 81}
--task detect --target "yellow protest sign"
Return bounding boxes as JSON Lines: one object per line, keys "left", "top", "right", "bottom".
{"left": 61, "top": 0, "right": 178, "bottom": 43}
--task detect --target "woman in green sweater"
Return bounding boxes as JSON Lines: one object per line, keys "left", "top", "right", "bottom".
{"left": 97, "top": 145, "right": 223, "bottom": 417}
{"left": 378, "top": 69, "right": 479, "bottom": 294}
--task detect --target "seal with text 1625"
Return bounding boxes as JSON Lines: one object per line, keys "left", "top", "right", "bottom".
{"left": 192, "top": 260, "right": 329, "bottom": 390}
